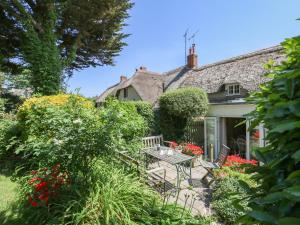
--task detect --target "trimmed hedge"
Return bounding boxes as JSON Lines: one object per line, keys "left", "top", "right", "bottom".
{"left": 159, "top": 87, "right": 208, "bottom": 118}
{"left": 158, "top": 87, "right": 208, "bottom": 140}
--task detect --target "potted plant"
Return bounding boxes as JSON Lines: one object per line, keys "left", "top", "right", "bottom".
{"left": 181, "top": 143, "right": 204, "bottom": 167}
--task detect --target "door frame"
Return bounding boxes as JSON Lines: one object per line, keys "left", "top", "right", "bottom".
{"left": 204, "top": 117, "right": 219, "bottom": 161}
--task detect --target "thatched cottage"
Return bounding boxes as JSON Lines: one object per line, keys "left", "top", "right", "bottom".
{"left": 96, "top": 44, "right": 285, "bottom": 160}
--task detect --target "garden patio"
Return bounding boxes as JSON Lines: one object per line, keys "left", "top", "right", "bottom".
{"left": 145, "top": 159, "right": 214, "bottom": 216}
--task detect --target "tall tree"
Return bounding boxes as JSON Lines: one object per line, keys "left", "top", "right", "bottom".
{"left": 0, "top": 0, "right": 133, "bottom": 95}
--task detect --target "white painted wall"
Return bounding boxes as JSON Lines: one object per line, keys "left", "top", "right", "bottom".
{"left": 208, "top": 103, "right": 256, "bottom": 118}
{"left": 118, "top": 86, "right": 142, "bottom": 101}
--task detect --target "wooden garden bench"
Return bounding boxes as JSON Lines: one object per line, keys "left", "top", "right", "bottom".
{"left": 142, "top": 135, "right": 164, "bottom": 148}
{"left": 142, "top": 135, "right": 175, "bottom": 149}
{"left": 200, "top": 144, "right": 230, "bottom": 186}
{"left": 115, "top": 150, "right": 167, "bottom": 193}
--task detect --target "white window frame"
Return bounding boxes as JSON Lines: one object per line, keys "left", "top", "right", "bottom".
{"left": 226, "top": 84, "right": 240, "bottom": 96}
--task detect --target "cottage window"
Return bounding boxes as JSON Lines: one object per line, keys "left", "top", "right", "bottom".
{"left": 227, "top": 84, "right": 240, "bottom": 95}
{"left": 123, "top": 88, "right": 128, "bottom": 98}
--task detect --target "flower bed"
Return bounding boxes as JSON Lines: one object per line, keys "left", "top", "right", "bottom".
{"left": 27, "top": 164, "right": 69, "bottom": 207}
{"left": 182, "top": 143, "right": 204, "bottom": 156}
{"left": 224, "top": 155, "right": 257, "bottom": 167}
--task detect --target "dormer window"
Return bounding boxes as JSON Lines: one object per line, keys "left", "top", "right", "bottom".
{"left": 226, "top": 84, "right": 240, "bottom": 96}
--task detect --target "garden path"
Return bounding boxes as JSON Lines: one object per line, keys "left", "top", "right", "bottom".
{"left": 149, "top": 159, "right": 215, "bottom": 216}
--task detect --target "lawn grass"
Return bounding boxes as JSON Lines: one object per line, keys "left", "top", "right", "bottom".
{"left": 0, "top": 174, "right": 17, "bottom": 213}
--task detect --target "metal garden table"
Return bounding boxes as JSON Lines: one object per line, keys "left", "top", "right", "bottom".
{"left": 142, "top": 146, "right": 194, "bottom": 189}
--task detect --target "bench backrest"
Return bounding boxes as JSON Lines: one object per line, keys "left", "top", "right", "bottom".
{"left": 115, "top": 151, "right": 140, "bottom": 172}
{"left": 142, "top": 135, "right": 163, "bottom": 148}
{"left": 216, "top": 144, "right": 230, "bottom": 167}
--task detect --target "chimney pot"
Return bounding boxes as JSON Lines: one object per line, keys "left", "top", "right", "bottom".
{"left": 139, "top": 66, "right": 147, "bottom": 71}
{"left": 120, "top": 75, "right": 127, "bottom": 82}
{"left": 187, "top": 44, "right": 198, "bottom": 69}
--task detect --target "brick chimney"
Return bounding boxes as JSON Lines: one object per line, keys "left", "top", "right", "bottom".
{"left": 187, "top": 44, "right": 198, "bottom": 69}
{"left": 120, "top": 75, "right": 127, "bottom": 82}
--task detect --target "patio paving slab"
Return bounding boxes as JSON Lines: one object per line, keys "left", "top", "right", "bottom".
{"left": 149, "top": 160, "right": 216, "bottom": 217}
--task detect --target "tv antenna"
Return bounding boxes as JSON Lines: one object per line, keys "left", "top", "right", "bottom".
{"left": 183, "top": 29, "right": 189, "bottom": 64}
{"left": 188, "top": 30, "right": 199, "bottom": 44}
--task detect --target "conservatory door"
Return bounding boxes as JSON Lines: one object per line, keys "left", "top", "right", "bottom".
{"left": 246, "top": 122, "right": 266, "bottom": 160}
{"left": 204, "top": 117, "right": 219, "bottom": 161}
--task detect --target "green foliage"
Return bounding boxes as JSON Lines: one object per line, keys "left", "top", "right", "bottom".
{"left": 99, "top": 99, "right": 147, "bottom": 156}
{"left": 159, "top": 87, "right": 208, "bottom": 118}
{"left": 0, "top": 72, "right": 4, "bottom": 94}
{"left": 59, "top": 158, "right": 213, "bottom": 225}
{"left": 212, "top": 168, "right": 254, "bottom": 225}
{"left": 0, "top": 98, "right": 5, "bottom": 115}
{"left": 0, "top": 1, "right": 133, "bottom": 95}
{"left": 16, "top": 94, "right": 102, "bottom": 180}
{"left": 124, "top": 101, "right": 156, "bottom": 135}
{"left": 4, "top": 70, "right": 31, "bottom": 91}
{"left": 0, "top": 118, "right": 18, "bottom": 160}
{"left": 159, "top": 87, "right": 208, "bottom": 140}
{"left": 2, "top": 158, "right": 213, "bottom": 225}
{"left": 1, "top": 92, "right": 24, "bottom": 114}
{"left": 1, "top": 96, "right": 212, "bottom": 225}
{"left": 241, "top": 35, "right": 300, "bottom": 224}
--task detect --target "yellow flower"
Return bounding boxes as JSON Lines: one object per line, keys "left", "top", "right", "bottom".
{"left": 18, "top": 94, "right": 94, "bottom": 119}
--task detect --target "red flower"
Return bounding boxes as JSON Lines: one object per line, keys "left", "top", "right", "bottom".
{"left": 224, "top": 155, "right": 258, "bottom": 167}
{"left": 28, "top": 177, "right": 42, "bottom": 185}
{"left": 39, "top": 192, "right": 49, "bottom": 203}
{"left": 252, "top": 130, "right": 259, "bottom": 139}
{"left": 183, "top": 143, "right": 204, "bottom": 156}
{"left": 35, "top": 181, "right": 47, "bottom": 191}
{"left": 168, "top": 141, "right": 178, "bottom": 149}
{"left": 28, "top": 196, "right": 38, "bottom": 207}
{"left": 31, "top": 170, "right": 38, "bottom": 175}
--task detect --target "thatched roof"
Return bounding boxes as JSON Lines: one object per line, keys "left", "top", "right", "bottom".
{"left": 96, "top": 83, "right": 120, "bottom": 103}
{"left": 166, "top": 45, "right": 285, "bottom": 93}
{"left": 97, "top": 45, "right": 286, "bottom": 105}
{"left": 96, "top": 69, "right": 164, "bottom": 104}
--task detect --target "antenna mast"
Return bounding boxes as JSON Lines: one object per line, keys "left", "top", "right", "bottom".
{"left": 183, "top": 29, "right": 189, "bottom": 65}
{"left": 188, "top": 30, "right": 199, "bottom": 44}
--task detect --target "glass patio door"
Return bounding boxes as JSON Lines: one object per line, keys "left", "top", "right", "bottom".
{"left": 246, "top": 122, "right": 266, "bottom": 160}
{"left": 204, "top": 117, "right": 219, "bottom": 161}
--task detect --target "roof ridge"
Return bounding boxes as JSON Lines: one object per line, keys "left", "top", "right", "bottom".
{"left": 193, "top": 45, "right": 283, "bottom": 72}
{"left": 162, "top": 66, "right": 186, "bottom": 76}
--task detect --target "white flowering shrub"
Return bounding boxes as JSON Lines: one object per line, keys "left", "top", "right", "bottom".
{"left": 16, "top": 95, "right": 103, "bottom": 180}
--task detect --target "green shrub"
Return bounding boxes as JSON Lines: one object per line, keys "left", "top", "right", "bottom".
{"left": 212, "top": 173, "right": 252, "bottom": 225}
{"left": 62, "top": 158, "right": 214, "bottom": 225}
{"left": 241, "top": 35, "right": 300, "bottom": 224}
{"left": 4, "top": 158, "right": 213, "bottom": 225}
{"left": 99, "top": 99, "right": 147, "bottom": 156}
{"left": 16, "top": 94, "right": 102, "bottom": 180}
{"left": 125, "top": 101, "right": 156, "bottom": 135}
{"left": 159, "top": 87, "right": 208, "bottom": 118}
{"left": 0, "top": 118, "right": 18, "bottom": 160}
{"left": 0, "top": 98, "right": 5, "bottom": 115}
{"left": 159, "top": 87, "right": 208, "bottom": 140}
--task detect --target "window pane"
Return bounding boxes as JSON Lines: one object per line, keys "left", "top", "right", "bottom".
{"left": 234, "top": 85, "right": 240, "bottom": 94}
{"left": 205, "top": 118, "right": 217, "bottom": 161}
{"left": 228, "top": 86, "right": 233, "bottom": 94}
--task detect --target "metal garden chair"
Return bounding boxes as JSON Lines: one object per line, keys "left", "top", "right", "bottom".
{"left": 199, "top": 144, "right": 230, "bottom": 186}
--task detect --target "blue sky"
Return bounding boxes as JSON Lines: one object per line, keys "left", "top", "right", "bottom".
{"left": 67, "top": 0, "right": 300, "bottom": 97}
